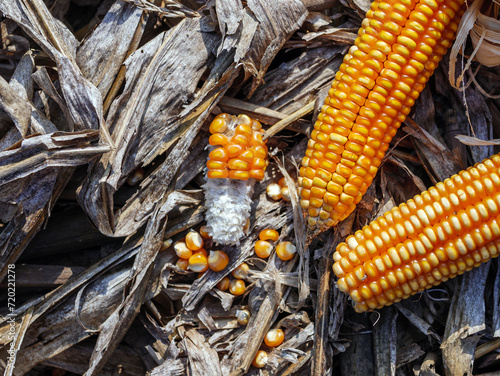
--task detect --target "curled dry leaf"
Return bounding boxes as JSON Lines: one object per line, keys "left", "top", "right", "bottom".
{"left": 0, "top": 131, "right": 109, "bottom": 186}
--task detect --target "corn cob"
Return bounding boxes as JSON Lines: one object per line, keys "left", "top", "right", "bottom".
{"left": 333, "top": 153, "right": 500, "bottom": 312}
{"left": 204, "top": 114, "right": 268, "bottom": 245}
{"left": 298, "top": 0, "right": 465, "bottom": 235}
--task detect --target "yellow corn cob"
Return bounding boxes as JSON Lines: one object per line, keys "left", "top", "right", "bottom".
{"left": 298, "top": 0, "right": 466, "bottom": 235}
{"left": 333, "top": 153, "right": 500, "bottom": 312}
{"left": 207, "top": 113, "right": 268, "bottom": 181}
{"left": 204, "top": 114, "right": 269, "bottom": 245}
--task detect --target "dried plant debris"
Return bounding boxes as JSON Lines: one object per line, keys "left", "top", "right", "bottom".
{"left": 0, "top": 0, "right": 499, "bottom": 375}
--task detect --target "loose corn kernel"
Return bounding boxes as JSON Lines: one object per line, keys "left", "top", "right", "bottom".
{"left": 208, "top": 250, "right": 229, "bottom": 272}
{"left": 174, "top": 241, "right": 192, "bottom": 260}
{"left": 185, "top": 230, "right": 204, "bottom": 251}
{"left": 175, "top": 258, "right": 189, "bottom": 271}
{"left": 235, "top": 309, "right": 250, "bottom": 325}
{"left": 188, "top": 253, "right": 209, "bottom": 273}
{"left": 199, "top": 225, "right": 211, "bottom": 239}
{"left": 334, "top": 153, "right": 500, "bottom": 312}
{"left": 252, "top": 350, "right": 268, "bottom": 368}
{"left": 160, "top": 238, "right": 173, "bottom": 251}
{"left": 255, "top": 240, "right": 273, "bottom": 258}
{"left": 299, "top": 0, "right": 466, "bottom": 235}
{"left": 259, "top": 229, "right": 280, "bottom": 242}
{"left": 264, "top": 329, "right": 285, "bottom": 347}
{"left": 281, "top": 186, "right": 291, "bottom": 202}
{"left": 193, "top": 248, "right": 208, "bottom": 257}
{"left": 267, "top": 183, "right": 282, "bottom": 200}
{"left": 232, "top": 263, "right": 250, "bottom": 279}
{"left": 207, "top": 114, "right": 268, "bottom": 181}
{"left": 229, "top": 279, "right": 246, "bottom": 295}
{"left": 216, "top": 276, "right": 230, "bottom": 291}
{"left": 276, "top": 241, "right": 297, "bottom": 261}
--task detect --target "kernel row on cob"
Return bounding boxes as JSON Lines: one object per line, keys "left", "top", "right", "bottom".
{"left": 298, "top": 0, "right": 465, "bottom": 235}
{"left": 204, "top": 114, "right": 269, "bottom": 245}
{"left": 333, "top": 153, "right": 500, "bottom": 312}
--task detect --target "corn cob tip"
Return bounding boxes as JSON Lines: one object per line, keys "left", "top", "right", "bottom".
{"left": 298, "top": 0, "right": 465, "bottom": 236}
{"left": 333, "top": 153, "right": 500, "bottom": 312}
{"left": 207, "top": 113, "right": 268, "bottom": 182}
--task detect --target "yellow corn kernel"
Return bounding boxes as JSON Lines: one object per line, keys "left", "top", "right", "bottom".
{"left": 229, "top": 278, "right": 246, "bottom": 296}
{"left": 208, "top": 250, "right": 229, "bottom": 272}
{"left": 174, "top": 241, "right": 192, "bottom": 260}
{"left": 276, "top": 241, "right": 297, "bottom": 261}
{"left": 232, "top": 263, "right": 250, "bottom": 279}
{"left": 252, "top": 350, "right": 268, "bottom": 368}
{"left": 259, "top": 228, "right": 280, "bottom": 242}
{"left": 255, "top": 240, "right": 273, "bottom": 258}
{"left": 334, "top": 153, "right": 500, "bottom": 312}
{"left": 264, "top": 328, "right": 285, "bottom": 347}
{"left": 185, "top": 230, "right": 204, "bottom": 251}
{"left": 266, "top": 183, "right": 282, "bottom": 200}
{"left": 188, "top": 253, "right": 209, "bottom": 273}
{"left": 175, "top": 258, "right": 189, "bottom": 271}
{"left": 216, "top": 276, "right": 230, "bottom": 291}
{"left": 299, "top": 0, "right": 465, "bottom": 235}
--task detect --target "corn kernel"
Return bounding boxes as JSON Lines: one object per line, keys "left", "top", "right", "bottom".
{"left": 252, "top": 350, "right": 268, "bottom": 368}
{"left": 264, "top": 329, "right": 285, "bottom": 347}
{"left": 229, "top": 279, "right": 246, "bottom": 296}
{"left": 276, "top": 241, "right": 297, "bottom": 261}
{"left": 208, "top": 250, "right": 229, "bottom": 272}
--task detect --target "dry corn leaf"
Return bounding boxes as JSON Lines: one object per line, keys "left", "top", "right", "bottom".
{"left": 372, "top": 308, "right": 397, "bottom": 376}
{"left": 0, "top": 131, "right": 108, "bottom": 185}
{"left": 76, "top": 1, "right": 145, "bottom": 98}
{"left": 248, "top": 46, "right": 344, "bottom": 114}
{"left": 242, "top": 0, "right": 308, "bottom": 97}
{"left": 0, "top": 0, "right": 105, "bottom": 133}
{"left": 441, "top": 264, "right": 490, "bottom": 376}
{"left": 77, "top": 17, "right": 220, "bottom": 236}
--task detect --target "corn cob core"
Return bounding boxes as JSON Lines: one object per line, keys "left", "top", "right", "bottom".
{"left": 333, "top": 154, "right": 500, "bottom": 312}
{"left": 204, "top": 114, "right": 269, "bottom": 245}
{"left": 207, "top": 113, "right": 268, "bottom": 181}
{"left": 298, "top": 0, "right": 465, "bottom": 235}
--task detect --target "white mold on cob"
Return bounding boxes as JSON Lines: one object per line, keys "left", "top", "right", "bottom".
{"left": 204, "top": 113, "right": 268, "bottom": 245}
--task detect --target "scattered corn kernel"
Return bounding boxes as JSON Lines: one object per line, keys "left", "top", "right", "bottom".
{"left": 185, "top": 230, "right": 204, "bottom": 251}
{"left": 264, "top": 328, "right": 285, "bottom": 347}
{"left": 232, "top": 263, "right": 250, "bottom": 279}
{"left": 278, "top": 177, "right": 287, "bottom": 187}
{"left": 255, "top": 240, "right": 273, "bottom": 258}
{"left": 267, "top": 183, "right": 282, "bottom": 200}
{"left": 229, "top": 279, "right": 246, "bottom": 295}
{"left": 175, "top": 258, "right": 189, "bottom": 271}
{"left": 259, "top": 229, "right": 280, "bottom": 242}
{"left": 174, "top": 241, "right": 192, "bottom": 260}
{"left": 252, "top": 350, "right": 268, "bottom": 368}
{"left": 208, "top": 250, "right": 229, "bottom": 272}
{"left": 160, "top": 238, "right": 173, "bottom": 251}
{"left": 193, "top": 248, "right": 208, "bottom": 257}
{"left": 281, "top": 186, "right": 291, "bottom": 202}
{"left": 216, "top": 277, "right": 230, "bottom": 291}
{"left": 188, "top": 253, "right": 209, "bottom": 273}
{"left": 276, "top": 241, "right": 297, "bottom": 261}
{"left": 235, "top": 309, "right": 251, "bottom": 325}
{"left": 199, "top": 225, "right": 211, "bottom": 239}
{"left": 299, "top": 0, "right": 466, "bottom": 234}
{"left": 334, "top": 153, "right": 500, "bottom": 312}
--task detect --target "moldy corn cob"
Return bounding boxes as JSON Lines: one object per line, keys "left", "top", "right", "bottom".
{"left": 298, "top": 0, "right": 466, "bottom": 235}
{"left": 333, "top": 153, "right": 500, "bottom": 312}
{"left": 204, "top": 113, "right": 268, "bottom": 245}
